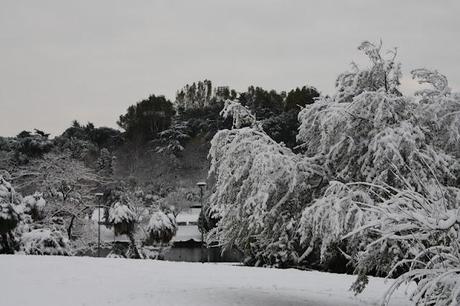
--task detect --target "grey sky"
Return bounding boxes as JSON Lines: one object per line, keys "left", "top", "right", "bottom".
{"left": 1, "top": 0, "right": 459, "bottom": 136}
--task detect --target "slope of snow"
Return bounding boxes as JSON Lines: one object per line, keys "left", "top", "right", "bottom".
{"left": 0, "top": 255, "right": 413, "bottom": 306}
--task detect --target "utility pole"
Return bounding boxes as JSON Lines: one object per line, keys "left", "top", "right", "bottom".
{"left": 197, "top": 182, "right": 207, "bottom": 263}
{"left": 95, "top": 193, "right": 104, "bottom": 257}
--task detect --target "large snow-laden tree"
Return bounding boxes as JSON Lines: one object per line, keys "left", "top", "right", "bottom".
{"left": 296, "top": 41, "right": 460, "bottom": 275}
{"left": 208, "top": 127, "right": 324, "bottom": 266}
{"left": 296, "top": 42, "right": 460, "bottom": 303}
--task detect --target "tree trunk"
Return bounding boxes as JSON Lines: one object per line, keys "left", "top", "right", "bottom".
{"left": 67, "top": 215, "right": 76, "bottom": 240}
{"left": 127, "top": 232, "right": 141, "bottom": 259}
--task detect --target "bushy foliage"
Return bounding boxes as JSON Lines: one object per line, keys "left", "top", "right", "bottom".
{"left": 262, "top": 110, "right": 299, "bottom": 148}
{"left": 0, "top": 130, "right": 54, "bottom": 164}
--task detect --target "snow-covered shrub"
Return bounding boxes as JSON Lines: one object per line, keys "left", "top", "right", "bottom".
{"left": 21, "top": 192, "right": 46, "bottom": 221}
{"left": 20, "top": 228, "right": 71, "bottom": 256}
{"left": 208, "top": 127, "right": 324, "bottom": 266}
{"left": 145, "top": 211, "right": 177, "bottom": 245}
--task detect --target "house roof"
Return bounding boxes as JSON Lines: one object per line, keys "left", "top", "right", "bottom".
{"left": 176, "top": 208, "right": 200, "bottom": 223}
{"left": 172, "top": 225, "right": 202, "bottom": 243}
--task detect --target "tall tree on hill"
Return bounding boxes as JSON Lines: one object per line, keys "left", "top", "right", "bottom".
{"left": 118, "top": 95, "right": 175, "bottom": 143}
{"left": 239, "top": 86, "right": 284, "bottom": 120}
{"left": 284, "top": 86, "right": 319, "bottom": 111}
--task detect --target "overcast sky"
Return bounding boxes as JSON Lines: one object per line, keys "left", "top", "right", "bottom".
{"left": 1, "top": 0, "right": 459, "bottom": 136}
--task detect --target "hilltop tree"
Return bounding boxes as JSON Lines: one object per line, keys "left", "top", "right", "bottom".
{"left": 118, "top": 95, "right": 175, "bottom": 143}
{"left": 239, "top": 86, "right": 284, "bottom": 120}
{"left": 284, "top": 86, "right": 319, "bottom": 111}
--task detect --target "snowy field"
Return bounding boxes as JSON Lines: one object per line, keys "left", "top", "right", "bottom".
{"left": 0, "top": 255, "right": 413, "bottom": 306}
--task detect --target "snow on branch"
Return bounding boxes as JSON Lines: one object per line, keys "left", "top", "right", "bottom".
{"left": 411, "top": 68, "right": 451, "bottom": 98}
{"left": 220, "top": 100, "right": 256, "bottom": 129}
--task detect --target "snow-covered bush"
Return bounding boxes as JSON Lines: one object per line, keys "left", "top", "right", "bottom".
{"left": 20, "top": 228, "right": 71, "bottom": 256}
{"left": 208, "top": 127, "right": 324, "bottom": 266}
{"left": 144, "top": 211, "right": 177, "bottom": 245}
{"left": 21, "top": 192, "right": 46, "bottom": 221}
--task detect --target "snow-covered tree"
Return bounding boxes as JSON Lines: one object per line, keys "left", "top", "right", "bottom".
{"left": 109, "top": 200, "right": 140, "bottom": 258}
{"left": 220, "top": 100, "right": 256, "bottom": 129}
{"left": 296, "top": 42, "right": 460, "bottom": 274}
{"left": 334, "top": 40, "right": 401, "bottom": 103}
{"left": 144, "top": 210, "right": 177, "bottom": 245}
{"left": 208, "top": 127, "right": 324, "bottom": 266}
{"left": 11, "top": 152, "right": 104, "bottom": 240}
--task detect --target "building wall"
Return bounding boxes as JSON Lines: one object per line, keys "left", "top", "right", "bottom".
{"left": 164, "top": 241, "right": 242, "bottom": 263}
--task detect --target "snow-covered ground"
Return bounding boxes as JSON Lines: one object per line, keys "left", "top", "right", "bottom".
{"left": 0, "top": 255, "right": 413, "bottom": 306}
